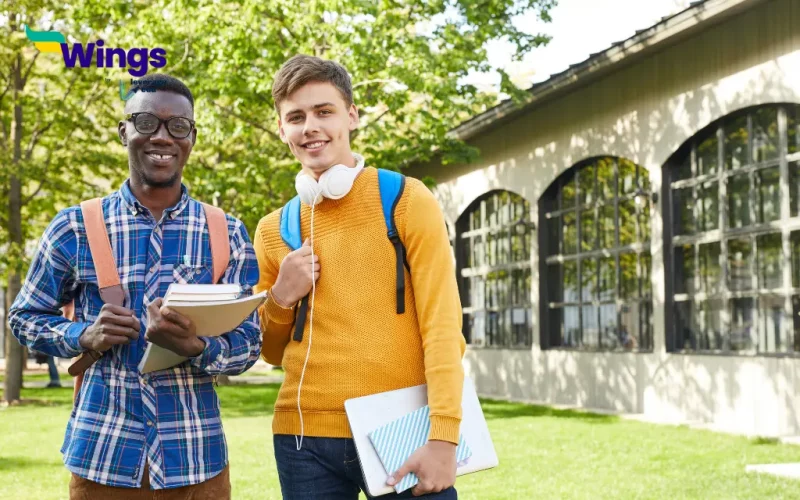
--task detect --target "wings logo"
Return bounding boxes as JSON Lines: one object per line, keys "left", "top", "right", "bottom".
{"left": 24, "top": 24, "right": 167, "bottom": 77}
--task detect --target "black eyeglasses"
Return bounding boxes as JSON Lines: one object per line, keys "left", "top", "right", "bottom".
{"left": 126, "top": 112, "right": 195, "bottom": 139}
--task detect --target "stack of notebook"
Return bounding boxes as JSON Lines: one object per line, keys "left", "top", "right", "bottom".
{"left": 138, "top": 284, "right": 267, "bottom": 373}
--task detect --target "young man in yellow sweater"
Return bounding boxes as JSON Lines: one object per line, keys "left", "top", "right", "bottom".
{"left": 253, "top": 55, "right": 466, "bottom": 499}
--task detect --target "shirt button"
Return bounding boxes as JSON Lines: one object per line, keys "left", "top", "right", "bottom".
{"left": 146, "top": 420, "right": 154, "bottom": 427}
{"left": 150, "top": 265, "right": 157, "bottom": 273}
{"left": 195, "top": 269, "right": 201, "bottom": 275}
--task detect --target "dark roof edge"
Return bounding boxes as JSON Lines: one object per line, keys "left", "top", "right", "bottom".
{"left": 449, "top": 0, "right": 767, "bottom": 141}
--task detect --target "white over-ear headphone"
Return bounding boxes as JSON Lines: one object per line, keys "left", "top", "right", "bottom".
{"left": 294, "top": 153, "right": 365, "bottom": 206}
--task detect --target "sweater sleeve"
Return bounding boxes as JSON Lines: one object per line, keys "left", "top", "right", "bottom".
{"left": 402, "top": 180, "right": 466, "bottom": 444}
{"left": 253, "top": 217, "right": 295, "bottom": 366}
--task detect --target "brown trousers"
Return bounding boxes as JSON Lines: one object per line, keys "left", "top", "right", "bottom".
{"left": 69, "top": 465, "right": 230, "bottom": 500}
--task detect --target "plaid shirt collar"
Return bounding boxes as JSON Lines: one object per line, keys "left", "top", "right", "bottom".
{"left": 118, "top": 179, "right": 190, "bottom": 219}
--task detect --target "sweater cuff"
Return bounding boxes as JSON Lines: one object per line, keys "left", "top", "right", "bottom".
{"left": 264, "top": 292, "right": 296, "bottom": 324}
{"left": 428, "top": 415, "right": 462, "bottom": 445}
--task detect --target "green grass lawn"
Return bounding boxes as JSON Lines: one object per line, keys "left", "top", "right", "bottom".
{"left": 3, "top": 380, "right": 800, "bottom": 499}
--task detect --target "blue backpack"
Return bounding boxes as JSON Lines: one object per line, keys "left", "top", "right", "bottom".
{"left": 279, "top": 169, "right": 409, "bottom": 341}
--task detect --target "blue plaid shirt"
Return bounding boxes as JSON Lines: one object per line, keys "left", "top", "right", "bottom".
{"left": 9, "top": 181, "right": 262, "bottom": 489}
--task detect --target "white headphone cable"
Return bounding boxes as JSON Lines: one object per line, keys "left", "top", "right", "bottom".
{"left": 295, "top": 191, "right": 320, "bottom": 451}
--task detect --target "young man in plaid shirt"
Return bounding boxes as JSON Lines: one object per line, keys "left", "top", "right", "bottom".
{"left": 9, "top": 74, "right": 261, "bottom": 499}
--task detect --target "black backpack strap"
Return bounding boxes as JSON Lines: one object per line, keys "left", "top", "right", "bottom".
{"left": 279, "top": 196, "right": 310, "bottom": 342}
{"left": 377, "top": 169, "right": 407, "bottom": 314}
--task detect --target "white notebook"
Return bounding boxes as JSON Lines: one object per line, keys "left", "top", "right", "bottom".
{"left": 138, "top": 287, "right": 267, "bottom": 374}
{"left": 345, "top": 376, "right": 498, "bottom": 497}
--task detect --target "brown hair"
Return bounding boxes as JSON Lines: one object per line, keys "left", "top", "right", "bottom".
{"left": 271, "top": 55, "right": 354, "bottom": 113}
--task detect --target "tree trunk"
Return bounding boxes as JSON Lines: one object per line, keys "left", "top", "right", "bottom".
{"left": 4, "top": 277, "right": 22, "bottom": 402}
{"left": 4, "top": 33, "right": 25, "bottom": 404}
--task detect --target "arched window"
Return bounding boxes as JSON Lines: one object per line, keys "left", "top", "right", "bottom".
{"left": 540, "top": 157, "right": 653, "bottom": 350}
{"left": 456, "top": 191, "right": 533, "bottom": 348}
{"left": 666, "top": 104, "right": 800, "bottom": 354}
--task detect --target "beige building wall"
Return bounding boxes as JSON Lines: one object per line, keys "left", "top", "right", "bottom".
{"left": 424, "top": 0, "right": 800, "bottom": 436}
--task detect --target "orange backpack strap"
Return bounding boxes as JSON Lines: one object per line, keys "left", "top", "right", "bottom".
{"left": 201, "top": 203, "right": 230, "bottom": 284}
{"left": 80, "top": 199, "right": 123, "bottom": 305}
{"left": 68, "top": 199, "right": 123, "bottom": 381}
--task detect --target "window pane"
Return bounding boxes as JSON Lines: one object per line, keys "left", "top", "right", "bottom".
{"left": 727, "top": 174, "right": 751, "bottom": 229}
{"left": 730, "top": 298, "right": 755, "bottom": 351}
{"left": 486, "top": 232, "right": 496, "bottom": 267}
{"left": 619, "top": 158, "right": 637, "bottom": 196}
{"left": 673, "top": 187, "right": 695, "bottom": 235}
{"left": 640, "top": 253, "right": 652, "bottom": 299}
{"left": 470, "top": 204, "right": 482, "bottom": 231}
{"left": 789, "top": 107, "right": 800, "bottom": 156}
{"left": 793, "top": 231, "right": 800, "bottom": 288}
{"left": 620, "top": 252, "right": 638, "bottom": 300}
{"left": 757, "top": 166, "right": 780, "bottom": 223}
{"left": 757, "top": 233, "right": 783, "bottom": 289}
{"left": 581, "top": 305, "right": 599, "bottom": 348}
{"left": 639, "top": 300, "right": 653, "bottom": 350}
{"left": 758, "top": 295, "right": 787, "bottom": 353}
{"left": 599, "top": 205, "right": 615, "bottom": 249}
{"left": 791, "top": 162, "right": 800, "bottom": 218}
{"left": 581, "top": 209, "right": 596, "bottom": 251}
{"left": 495, "top": 270, "right": 509, "bottom": 306}
{"left": 581, "top": 258, "right": 597, "bottom": 302}
{"left": 639, "top": 166, "right": 651, "bottom": 192}
{"left": 620, "top": 301, "right": 642, "bottom": 350}
{"left": 599, "top": 256, "right": 616, "bottom": 301}
{"left": 470, "top": 235, "right": 484, "bottom": 268}
{"left": 725, "top": 115, "right": 749, "bottom": 170}
{"left": 486, "top": 195, "right": 498, "bottom": 228}
{"left": 727, "top": 238, "right": 752, "bottom": 291}
{"left": 675, "top": 301, "right": 695, "bottom": 350}
{"left": 699, "top": 242, "right": 721, "bottom": 294}
{"left": 470, "top": 277, "right": 484, "bottom": 310}
{"left": 696, "top": 134, "right": 719, "bottom": 176}
{"left": 674, "top": 154, "right": 692, "bottom": 182}
{"left": 599, "top": 303, "right": 618, "bottom": 349}
{"left": 792, "top": 295, "right": 800, "bottom": 352}
{"left": 564, "top": 212, "right": 577, "bottom": 254}
{"left": 510, "top": 224, "right": 530, "bottom": 263}
{"left": 675, "top": 244, "right": 696, "bottom": 295}
{"left": 619, "top": 199, "right": 637, "bottom": 246}
{"left": 752, "top": 107, "right": 779, "bottom": 163}
{"left": 561, "top": 174, "right": 577, "bottom": 210}
{"left": 597, "top": 158, "right": 615, "bottom": 201}
{"left": 563, "top": 306, "right": 580, "bottom": 347}
{"left": 695, "top": 298, "right": 724, "bottom": 350}
{"left": 698, "top": 182, "right": 719, "bottom": 232}
{"left": 579, "top": 165, "right": 596, "bottom": 205}
{"left": 564, "top": 260, "right": 579, "bottom": 302}
{"left": 511, "top": 268, "right": 531, "bottom": 305}
{"left": 496, "top": 229, "right": 509, "bottom": 265}
{"left": 639, "top": 198, "right": 651, "bottom": 243}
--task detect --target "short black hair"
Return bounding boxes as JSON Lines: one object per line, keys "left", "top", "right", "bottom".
{"left": 126, "top": 73, "right": 194, "bottom": 108}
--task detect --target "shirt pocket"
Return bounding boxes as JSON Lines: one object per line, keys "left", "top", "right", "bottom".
{"left": 172, "top": 263, "right": 214, "bottom": 285}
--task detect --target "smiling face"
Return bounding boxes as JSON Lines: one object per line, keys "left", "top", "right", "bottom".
{"left": 118, "top": 90, "right": 196, "bottom": 188}
{"left": 278, "top": 81, "right": 359, "bottom": 179}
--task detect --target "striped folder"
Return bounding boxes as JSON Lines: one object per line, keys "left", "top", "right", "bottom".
{"left": 368, "top": 405, "right": 472, "bottom": 493}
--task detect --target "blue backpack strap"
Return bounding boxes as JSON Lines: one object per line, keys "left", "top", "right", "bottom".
{"left": 377, "top": 169, "right": 408, "bottom": 314}
{"left": 279, "top": 196, "right": 303, "bottom": 251}
{"left": 279, "top": 196, "right": 309, "bottom": 341}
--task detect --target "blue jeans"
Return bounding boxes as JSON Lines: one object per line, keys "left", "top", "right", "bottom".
{"left": 274, "top": 435, "right": 458, "bottom": 500}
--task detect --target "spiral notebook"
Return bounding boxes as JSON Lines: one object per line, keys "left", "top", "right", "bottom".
{"left": 345, "top": 376, "right": 498, "bottom": 497}
{"left": 368, "top": 405, "right": 473, "bottom": 493}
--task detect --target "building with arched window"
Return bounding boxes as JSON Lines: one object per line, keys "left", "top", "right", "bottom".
{"left": 407, "top": 0, "right": 800, "bottom": 437}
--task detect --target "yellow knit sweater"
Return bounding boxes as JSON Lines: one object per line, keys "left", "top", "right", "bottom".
{"left": 253, "top": 167, "right": 466, "bottom": 444}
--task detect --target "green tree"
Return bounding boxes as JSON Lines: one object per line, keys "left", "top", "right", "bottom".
{"left": 1, "top": 0, "right": 555, "bottom": 401}
{"left": 117, "top": 0, "right": 555, "bottom": 230}
{"left": 1, "top": 2, "right": 132, "bottom": 402}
